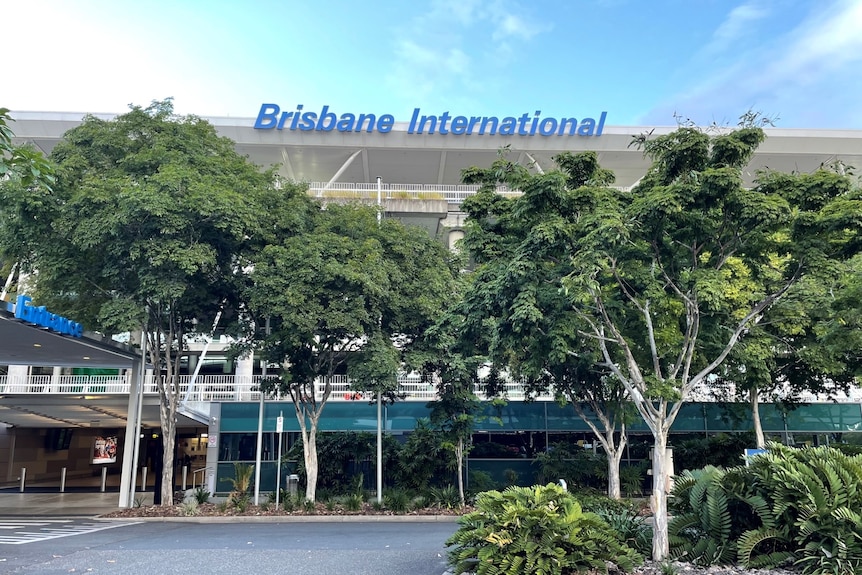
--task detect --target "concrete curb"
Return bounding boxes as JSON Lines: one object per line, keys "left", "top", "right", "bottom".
{"left": 98, "top": 514, "right": 462, "bottom": 523}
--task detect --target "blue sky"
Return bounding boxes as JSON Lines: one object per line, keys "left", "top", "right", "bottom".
{"left": 5, "top": 0, "right": 862, "bottom": 129}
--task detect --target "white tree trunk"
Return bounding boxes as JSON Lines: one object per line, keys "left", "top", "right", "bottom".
{"left": 455, "top": 437, "right": 465, "bottom": 508}
{"left": 303, "top": 419, "right": 319, "bottom": 502}
{"left": 160, "top": 415, "right": 176, "bottom": 505}
{"left": 651, "top": 432, "right": 670, "bottom": 561}
{"left": 751, "top": 387, "right": 765, "bottom": 448}
{"left": 607, "top": 444, "right": 626, "bottom": 500}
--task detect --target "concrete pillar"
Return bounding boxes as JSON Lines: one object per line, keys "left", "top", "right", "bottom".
{"left": 118, "top": 357, "right": 143, "bottom": 508}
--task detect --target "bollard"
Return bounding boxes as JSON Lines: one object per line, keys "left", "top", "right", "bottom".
{"left": 182, "top": 465, "right": 188, "bottom": 491}
{"left": 141, "top": 466, "right": 148, "bottom": 491}
{"left": 60, "top": 467, "right": 67, "bottom": 493}
{"left": 100, "top": 467, "right": 108, "bottom": 492}
{"left": 288, "top": 474, "right": 299, "bottom": 498}
{"left": 19, "top": 468, "right": 26, "bottom": 492}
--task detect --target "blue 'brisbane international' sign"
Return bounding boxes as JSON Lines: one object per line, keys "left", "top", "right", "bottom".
{"left": 7, "top": 295, "right": 84, "bottom": 338}
{"left": 254, "top": 104, "right": 607, "bottom": 137}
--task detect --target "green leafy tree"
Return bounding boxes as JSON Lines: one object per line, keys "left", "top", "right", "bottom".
{"left": 0, "top": 108, "right": 55, "bottom": 295}
{"left": 459, "top": 119, "right": 861, "bottom": 560}
{"left": 0, "top": 100, "right": 289, "bottom": 505}
{"left": 458, "top": 150, "right": 635, "bottom": 499}
{"left": 717, "top": 255, "right": 862, "bottom": 447}
{"left": 247, "top": 203, "right": 459, "bottom": 502}
{"left": 0, "top": 108, "right": 54, "bottom": 189}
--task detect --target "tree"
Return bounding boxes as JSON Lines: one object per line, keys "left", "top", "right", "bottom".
{"left": 460, "top": 120, "right": 861, "bottom": 560}
{"left": 0, "top": 108, "right": 54, "bottom": 189}
{"left": 246, "top": 203, "right": 459, "bottom": 502}
{"left": 0, "top": 108, "right": 55, "bottom": 293}
{"left": 0, "top": 100, "right": 287, "bottom": 505}
{"left": 457, "top": 150, "right": 635, "bottom": 499}
{"left": 717, "top": 255, "right": 862, "bottom": 447}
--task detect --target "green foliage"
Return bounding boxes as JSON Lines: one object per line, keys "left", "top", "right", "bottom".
{"left": 591, "top": 503, "right": 653, "bottom": 557}
{"left": 383, "top": 488, "right": 412, "bottom": 513}
{"left": 668, "top": 445, "right": 862, "bottom": 574}
{"left": 673, "top": 432, "right": 754, "bottom": 472}
{"left": 179, "top": 499, "right": 199, "bottom": 516}
{"left": 426, "top": 484, "right": 461, "bottom": 509}
{"left": 0, "top": 108, "right": 55, "bottom": 189}
{"left": 668, "top": 466, "right": 738, "bottom": 565}
{"left": 395, "top": 419, "right": 450, "bottom": 490}
{"left": 468, "top": 470, "right": 499, "bottom": 493}
{"left": 533, "top": 442, "right": 607, "bottom": 490}
{"left": 620, "top": 462, "right": 647, "bottom": 496}
{"left": 344, "top": 493, "right": 364, "bottom": 512}
{"left": 220, "top": 462, "right": 254, "bottom": 510}
{"left": 286, "top": 431, "right": 401, "bottom": 492}
{"left": 193, "top": 485, "right": 211, "bottom": 504}
{"left": 447, "top": 484, "right": 642, "bottom": 575}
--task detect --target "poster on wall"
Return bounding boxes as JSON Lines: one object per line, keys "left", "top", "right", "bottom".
{"left": 92, "top": 435, "right": 118, "bottom": 464}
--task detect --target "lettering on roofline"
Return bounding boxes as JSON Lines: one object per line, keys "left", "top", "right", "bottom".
{"left": 254, "top": 104, "right": 607, "bottom": 137}
{"left": 7, "top": 294, "right": 84, "bottom": 338}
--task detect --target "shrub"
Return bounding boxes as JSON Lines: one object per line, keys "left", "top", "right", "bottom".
{"left": 468, "top": 470, "right": 498, "bottom": 493}
{"left": 384, "top": 488, "right": 412, "bottom": 513}
{"left": 180, "top": 500, "right": 199, "bottom": 517}
{"left": 345, "top": 493, "right": 364, "bottom": 512}
{"left": 193, "top": 485, "right": 211, "bottom": 504}
{"left": 427, "top": 484, "right": 460, "bottom": 509}
{"left": 446, "top": 484, "right": 642, "bottom": 575}
{"left": 668, "top": 444, "right": 862, "bottom": 575}
{"left": 220, "top": 462, "right": 254, "bottom": 510}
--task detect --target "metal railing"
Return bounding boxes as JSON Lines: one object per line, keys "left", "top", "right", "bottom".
{"left": 306, "top": 182, "right": 633, "bottom": 205}
{"left": 1, "top": 372, "right": 860, "bottom": 403}
{"left": 308, "top": 182, "right": 518, "bottom": 205}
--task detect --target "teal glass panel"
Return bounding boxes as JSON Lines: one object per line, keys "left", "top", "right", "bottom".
{"left": 546, "top": 403, "right": 595, "bottom": 431}
{"left": 476, "top": 402, "right": 546, "bottom": 431}
{"left": 466, "top": 459, "right": 539, "bottom": 487}
{"left": 703, "top": 403, "right": 753, "bottom": 432}
{"left": 671, "top": 403, "right": 707, "bottom": 432}
{"left": 785, "top": 403, "right": 862, "bottom": 432}
{"left": 215, "top": 461, "right": 296, "bottom": 494}
{"left": 315, "top": 401, "right": 378, "bottom": 431}
{"left": 388, "top": 402, "right": 433, "bottom": 431}
{"left": 757, "top": 404, "right": 788, "bottom": 432}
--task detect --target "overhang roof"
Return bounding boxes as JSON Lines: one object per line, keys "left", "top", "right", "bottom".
{"left": 10, "top": 112, "right": 862, "bottom": 190}
{"left": 0, "top": 310, "right": 137, "bottom": 368}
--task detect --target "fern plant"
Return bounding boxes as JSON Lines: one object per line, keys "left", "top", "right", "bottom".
{"left": 446, "top": 483, "right": 642, "bottom": 575}
{"left": 741, "top": 444, "right": 862, "bottom": 575}
{"left": 668, "top": 466, "right": 736, "bottom": 565}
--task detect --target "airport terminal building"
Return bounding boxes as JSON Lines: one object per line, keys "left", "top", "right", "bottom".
{"left": 3, "top": 106, "right": 862, "bottom": 501}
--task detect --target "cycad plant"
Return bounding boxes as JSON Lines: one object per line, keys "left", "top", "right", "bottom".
{"left": 220, "top": 462, "right": 254, "bottom": 511}
{"left": 447, "top": 483, "right": 642, "bottom": 575}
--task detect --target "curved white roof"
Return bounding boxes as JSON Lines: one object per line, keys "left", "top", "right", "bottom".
{"left": 10, "top": 111, "right": 862, "bottom": 190}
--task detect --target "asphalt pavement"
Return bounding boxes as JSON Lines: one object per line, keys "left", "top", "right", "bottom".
{"left": 0, "top": 519, "right": 458, "bottom": 574}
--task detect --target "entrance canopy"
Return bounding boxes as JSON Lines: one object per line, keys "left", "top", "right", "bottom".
{"left": 0, "top": 309, "right": 137, "bottom": 368}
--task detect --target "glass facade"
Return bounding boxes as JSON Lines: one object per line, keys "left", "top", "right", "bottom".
{"left": 213, "top": 400, "right": 862, "bottom": 493}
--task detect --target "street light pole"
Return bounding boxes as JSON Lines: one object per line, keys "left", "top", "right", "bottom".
{"left": 376, "top": 176, "right": 383, "bottom": 505}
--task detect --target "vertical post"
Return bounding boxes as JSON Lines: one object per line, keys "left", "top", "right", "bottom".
{"left": 60, "top": 467, "right": 67, "bottom": 493}
{"left": 376, "top": 176, "right": 383, "bottom": 505}
{"left": 19, "top": 467, "right": 26, "bottom": 492}
{"left": 141, "top": 467, "right": 148, "bottom": 492}
{"left": 100, "top": 467, "right": 107, "bottom": 492}
{"left": 253, "top": 317, "right": 270, "bottom": 506}
{"left": 126, "top": 329, "right": 147, "bottom": 507}
{"left": 275, "top": 411, "right": 284, "bottom": 508}
{"left": 182, "top": 465, "right": 188, "bottom": 491}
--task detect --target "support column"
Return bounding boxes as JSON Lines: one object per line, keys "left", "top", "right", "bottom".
{"left": 118, "top": 357, "right": 143, "bottom": 508}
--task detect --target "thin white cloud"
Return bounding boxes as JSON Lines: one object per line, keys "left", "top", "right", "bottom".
{"left": 643, "top": 0, "right": 862, "bottom": 128}
{"left": 383, "top": 0, "right": 548, "bottom": 111}
{"left": 706, "top": 2, "right": 770, "bottom": 53}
